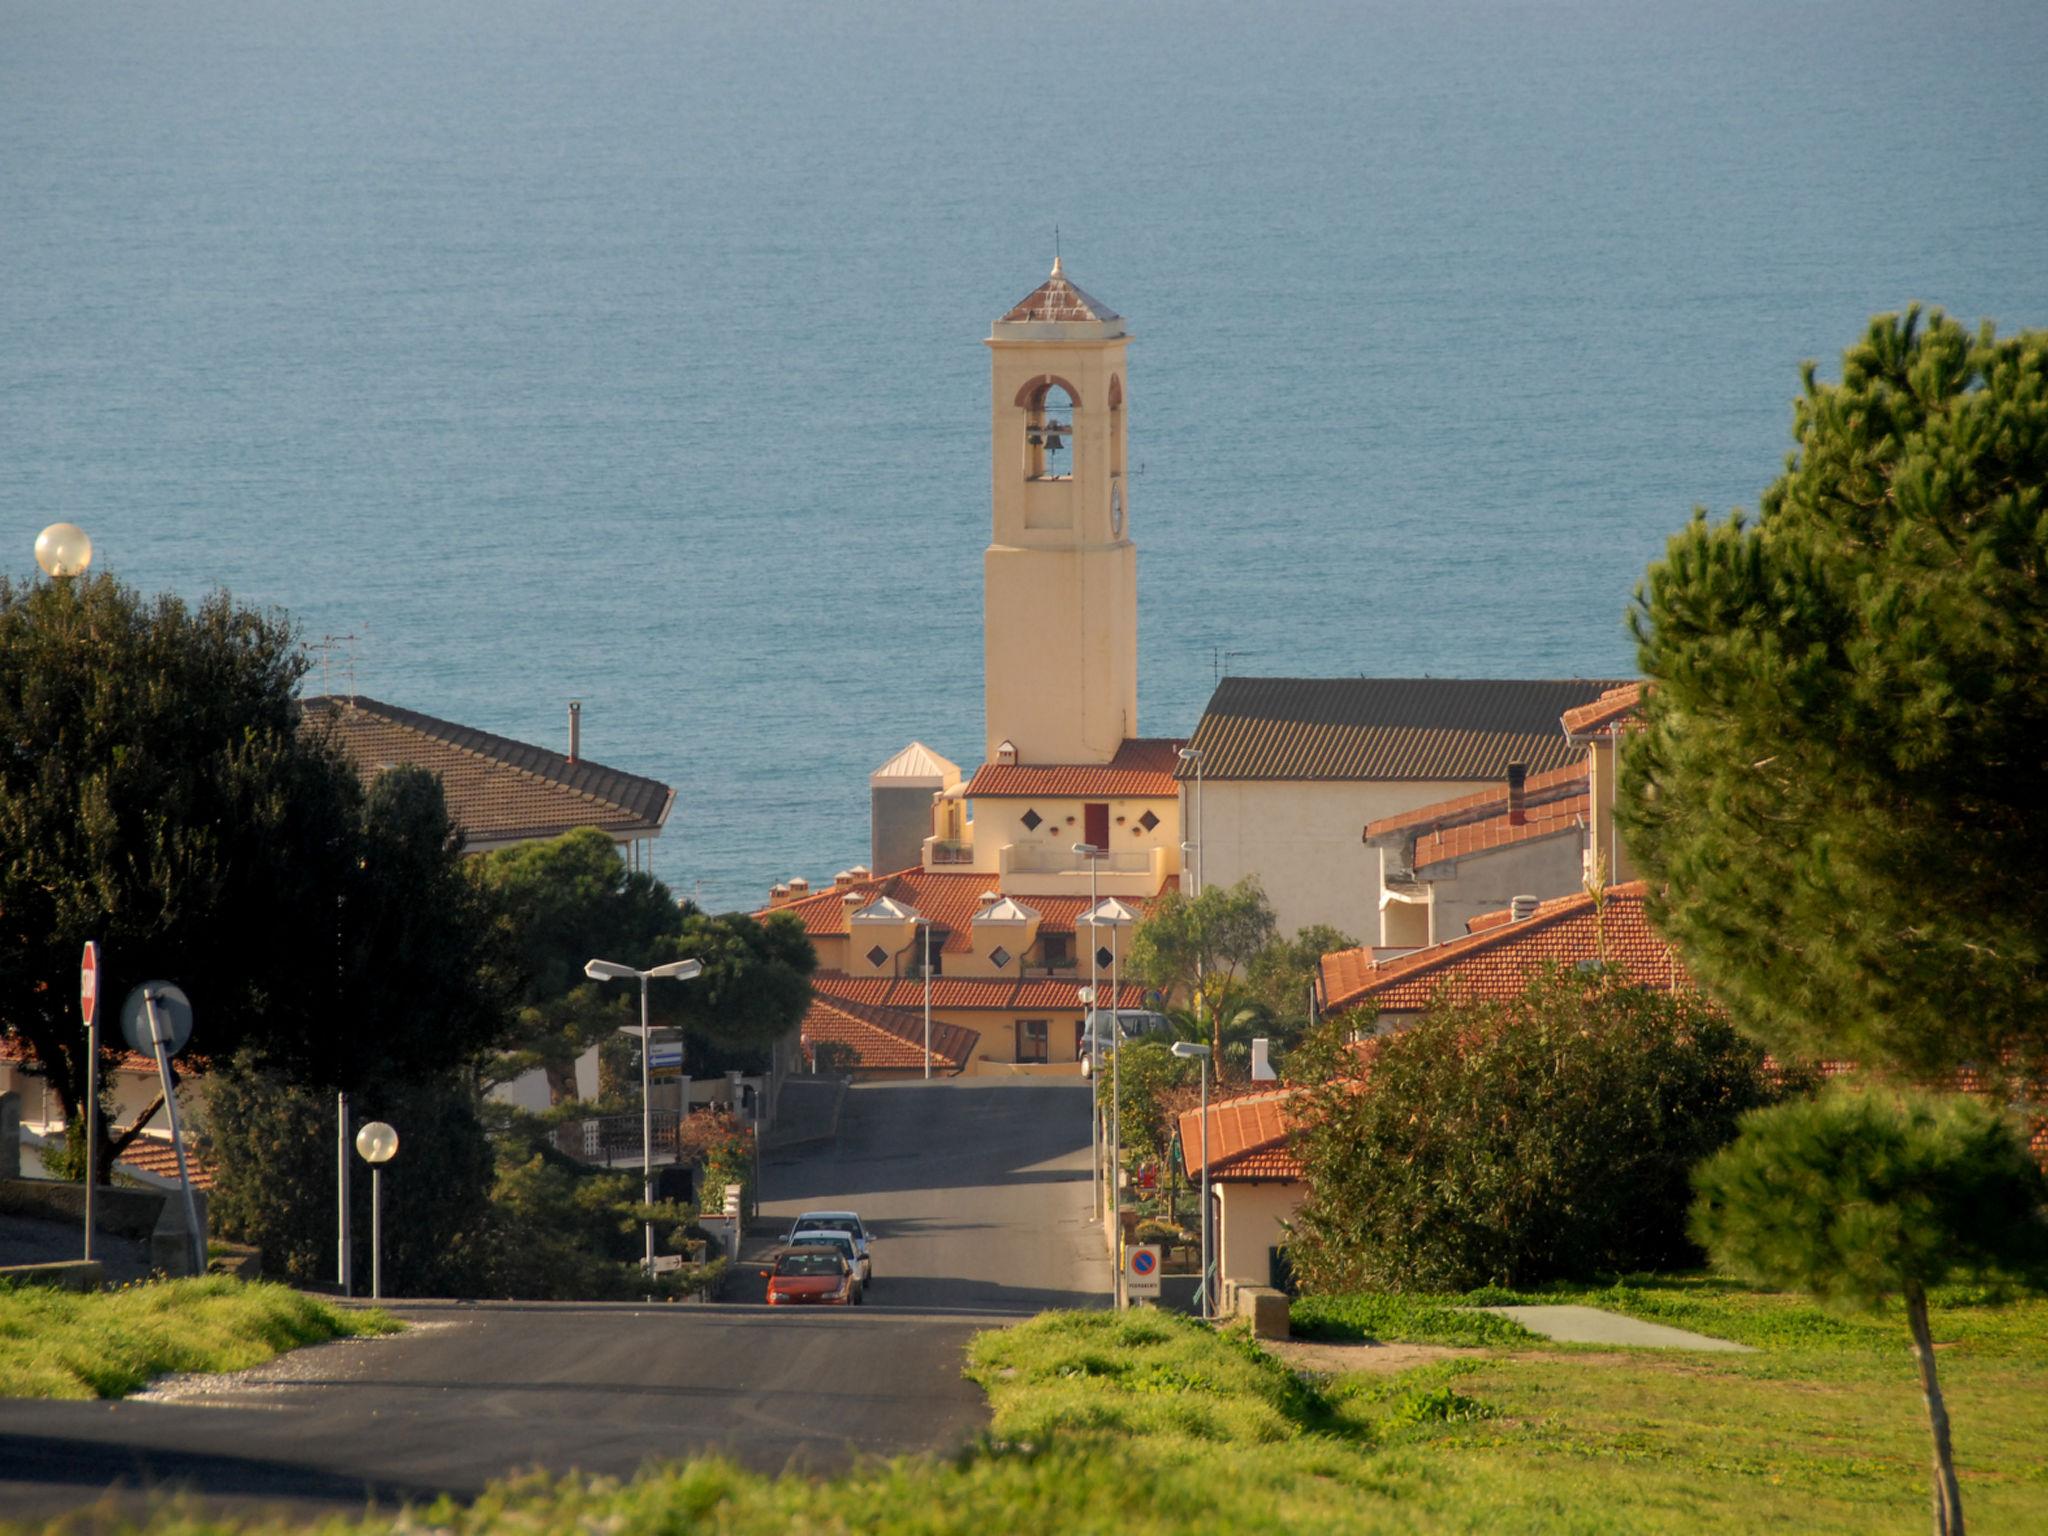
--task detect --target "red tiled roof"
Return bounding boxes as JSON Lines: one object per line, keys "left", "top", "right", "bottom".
{"left": 302, "top": 695, "right": 673, "bottom": 847}
{"left": 1561, "top": 682, "right": 1644, "bottom": 737}
{"left": 118, "top": 1136, "right": 217, "bottom": 1191}
{"left": 1414, "top": 794, "right": 1588, "bottom": 869}
{"left": 762, "top": 868, "right": 1172, "bottom": 955}
{"left": 1176, "top": 1087, "right": 1300, "bottom": 1181}
{"left": 801, "top": 994, "right": 978, "bottom": 1075}
{"left": 810, "top": 973, "right": 1144, "bottom": 1013}
{"left": 1000, "top": 261, "right": 1121, "bottom": 325}
{"left": 964, "top": 738, "right": 1185, "bottom": 800}
{"left": 1318, "top": 881, "right": 1689, "bottom": 1014}
{"left": 1365, "top": 761, "right": 1588, "bottom": 841}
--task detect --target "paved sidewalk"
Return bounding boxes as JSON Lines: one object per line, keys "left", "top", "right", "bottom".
{"left": 1480, "top": 1304, "right": 1752, "bottom": 1352}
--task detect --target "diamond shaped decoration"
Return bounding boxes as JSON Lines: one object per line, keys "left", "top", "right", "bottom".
{"left": 1020, "top": 808, "right": 1043, "bottom": 831}
{"left": 1138, "top": 810, "right": 1160, "bottom": 832}
{"left": 865, "top": 945, "right": 889, "bottom": 968}
{"left": 989, "top": 945, "right": 1011, "bottom": 969}
{"left": 1097, "top": 946, "right": 1114, "bottom": 970}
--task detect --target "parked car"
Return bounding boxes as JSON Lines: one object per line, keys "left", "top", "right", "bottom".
{"left": 788, "top": 1211, "right": 874, "bottom": 1281}
{"left": 1079, "top": 1009, "right": 1172, "bottom": 1077}
{"left": 784, "top": 1226, "right": 870, "bottom": 1285}
{"left": 761, "top": 1248, "right": 861, "bottom": 1306}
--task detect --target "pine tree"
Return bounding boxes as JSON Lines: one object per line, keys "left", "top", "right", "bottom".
{"left": 1620, "top": 307, "right": 2048, "bottom": 1085}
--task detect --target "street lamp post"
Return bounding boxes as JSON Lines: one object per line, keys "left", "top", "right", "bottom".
{"left": 915, "top": 915, "right": 934, "bottom": 1080}
{"left": 1085, "top": 894, "right": 1139, "bottom": 1309}
{"left": 354, "top": 1120, "right": 398, "bottom": 1301}
{"left": 1176, "top": 748, "right": 1204, "bottom": 897}
{"left": 1172, "top": 1042, "right": 1213, "bottom": 1320}
{"left": 585, "top": 956, "right": 704, "bottom": 1280}
{"left": 1073, "top": 843, "right": 1104, "bottom": 1218}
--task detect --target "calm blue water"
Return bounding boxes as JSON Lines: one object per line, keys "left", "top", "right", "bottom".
{"left": 5, "top": 1, "right": 2045, "bottom": 911}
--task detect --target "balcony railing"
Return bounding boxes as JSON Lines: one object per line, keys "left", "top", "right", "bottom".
{"left": 929, "top": 839, "right": 974, "bottom": 865}
{"left": 1002, "top": 844, "right": 1154, "bottom": 876}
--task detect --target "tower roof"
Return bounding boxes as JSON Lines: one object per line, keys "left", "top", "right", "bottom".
{"left": 870, "top": 740, "right": 961, "bottom": 788}
{"left": 992, "top": 258, "right": 1127, "bottom": 341}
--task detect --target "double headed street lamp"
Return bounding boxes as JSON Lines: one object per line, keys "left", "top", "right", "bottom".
{"left": 1171, "top": 1041, "right": 1213, "bottom": 1320}
{"left": 585, "top": 956, "right": 704, "bottom": 1280}
{"left": 1084, "top": 892, "right": 1139, "bottom": 1308}
{"left": 1073, "top": 843, "right": 1106, "bottom": 1217}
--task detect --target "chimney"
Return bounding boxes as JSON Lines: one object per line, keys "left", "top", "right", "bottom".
{"left": 1506, "top": 760, "right": 1527, "bottom": 825}
{"left": 769, "top": 882, "right": 790, "bottom": 907}
{"left": 787, "top": 876, "right": 810, "bottom": 896}
{"left": 1510, "top": 893, "right": 1540, "bottom": 922}
{"left": 1251, "top": 1038, "right": 1276, "bottom": 1081}
{"left": 568, "top": 700, "right": 582, "bottom": 765}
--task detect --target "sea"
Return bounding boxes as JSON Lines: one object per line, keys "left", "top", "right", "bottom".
{"left": 5, "top": 1, "right": 2045, "bottom": 913}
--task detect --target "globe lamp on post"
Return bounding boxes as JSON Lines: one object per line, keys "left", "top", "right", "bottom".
{"left": 354, "top": 1120, "right": 399, "bottom": 1301}
{"left": 34, "top": 523, "right": 93, "bottom": 579}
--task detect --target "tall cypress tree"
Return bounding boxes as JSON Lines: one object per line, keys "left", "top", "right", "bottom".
{"left": 1620, "top": 307, "right": 2048, "bottom": 1086}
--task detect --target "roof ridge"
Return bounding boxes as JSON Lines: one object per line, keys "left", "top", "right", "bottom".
{"left": 302, "top": 694, "right": 673, "bottom": 821}
{"left": 1321, "top": 880, "right": 1652, "bottom": 1008}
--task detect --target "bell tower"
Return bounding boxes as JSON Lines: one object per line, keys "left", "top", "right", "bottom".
{"left": 983, "top": 259, "right": 1138, "bottom": 766}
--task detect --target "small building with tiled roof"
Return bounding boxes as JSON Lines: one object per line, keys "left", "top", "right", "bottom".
{"left": 800, "top": 992, "right": 980, "bottom": 1080}
{"left": 1178, "top": 675, "right": 1629, "bottom": 939}
{"left": 1364, "top": 759, "right": 1593, "bottom": 949}
{"left": 1175, "top": 1085, "right": 1306, "bottom": 1302}
{"left": 759, "top": 865, "right": 1162, "bottom": 1074}
{"left": 302, "top": 695, "right": 674, "bottom": 865}
{"left": 1317, "top": 880, "right": 1689, "bottom": 1022}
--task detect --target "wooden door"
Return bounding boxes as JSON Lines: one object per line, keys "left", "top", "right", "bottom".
{"left": 1084, "top": 802, "right": 1110, "bottom": 851}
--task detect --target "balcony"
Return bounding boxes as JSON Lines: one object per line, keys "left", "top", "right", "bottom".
{"left": 922, "top": 833, "right": 991, "bottom": 872}
{"left": 998, "top": 842, "right": 1167, "bottom": 898}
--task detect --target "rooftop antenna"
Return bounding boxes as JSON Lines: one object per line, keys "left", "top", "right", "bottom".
{"left": 311, "top": 633, "right": 360, "bottom": 702}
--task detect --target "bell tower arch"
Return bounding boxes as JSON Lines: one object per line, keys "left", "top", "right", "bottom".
{"left": 983, "top": 260, "right": 1138, "bottom": 765}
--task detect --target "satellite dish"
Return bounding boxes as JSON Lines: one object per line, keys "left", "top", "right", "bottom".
{"left": 120, "top": 982, "right": 194, "bottom": 1058}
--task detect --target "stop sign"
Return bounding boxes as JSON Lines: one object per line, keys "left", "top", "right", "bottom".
{"left": 80, "top": 941, "right": 99, "bottom": 1028}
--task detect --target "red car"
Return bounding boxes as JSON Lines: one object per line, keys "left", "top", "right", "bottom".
{"left": 762, "top": 1247, "right": 862, "bottom": 1306}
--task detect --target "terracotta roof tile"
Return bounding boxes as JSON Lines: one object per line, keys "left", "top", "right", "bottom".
{"left": 1365, "top": 761, "right": 1588, "bottom": 840}
{"left": 1177, "top": 1087, "right": 1300, "bottom": 1181}
{"left": 964, "top": 738, "right": 1185, "bottom": 800}
{"left": 810, "top": 973, "right": 1144, "bottom": 1013}
{"left": 801, "top": 994, "right": 978, "bottom": 1074}
{"left": 118, "top": 1136, "right": 217, "bottom": 1191}
{"left": 1318, "top": 882, "right": 1689, "bottom": 1014}
{"left": 302, "top": 696, "right": 673, "bottom": 847}
{"left": 1183, "top": 678, "right": 1626, "bottom": 782}
{"left": 1561, "top": 682, "right": 1645, "bottom": 737}
{"left": 1414, "top": 794, "right": 1588, "bottom": 869}
{"left": 999, "top": 261, "right": 1121, "bottom": 325}
{"left": 762, "top": 868, "right": 1171, "bottom": 955}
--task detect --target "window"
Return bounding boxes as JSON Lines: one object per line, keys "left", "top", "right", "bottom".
{"left": 1024, "top": 383, "right": 1075, "bottom": 480}
{"left": 1016, "top": 1019, "right": 1049, "bottom": 1063}
{"left": 1036, "top": 933, "right": 1074, "bottom": 972}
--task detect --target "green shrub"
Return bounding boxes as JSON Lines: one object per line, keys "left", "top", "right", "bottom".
{"left": 1290, "top": 964, "right": 1784, "bottom": 1292}
{"left": 1290, "top": 1292, "right": 1535, "bottom": 1347}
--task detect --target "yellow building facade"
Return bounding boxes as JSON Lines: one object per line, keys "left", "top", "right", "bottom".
{"left": 761, "top": 263, "right": 1184, "bottom": 1074}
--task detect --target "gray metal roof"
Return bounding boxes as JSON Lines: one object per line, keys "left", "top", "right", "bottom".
{"left": 1181, "top": 677, "right": 1629, "bottom": 782}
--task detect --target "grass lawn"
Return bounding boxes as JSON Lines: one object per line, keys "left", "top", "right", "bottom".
{"left": 0, "top": 1275, "right": 398, "bottom": 1398}
{"left": 7, "top": 1279, "right": 2044, "bottom": 1532}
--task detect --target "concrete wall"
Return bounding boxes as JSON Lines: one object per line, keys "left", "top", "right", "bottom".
{"left": 1199, "top": 778, "right": 1476, "bottom": 940}
{"left": 1215, "top": 1179, "right": 1304, "bottom": 1293}
{"left": 984, "top": 330, "right": 1137, "bottom": 765}
{"left": 872, "top": 785, "right": 939, "bottom": 879}
{"left": 1423, "top": 826, "right": 1586, "bottom": 942}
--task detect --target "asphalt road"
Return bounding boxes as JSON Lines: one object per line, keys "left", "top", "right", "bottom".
{"left": 0, "top": 1078, "right": 1108, "bottom": 1524}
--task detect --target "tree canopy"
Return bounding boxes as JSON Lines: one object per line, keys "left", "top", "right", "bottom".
{"left": 1691, "top": 1088, "right": 2048, "bottom": 1535}
{"left": 1619, "top": 308, "right": 2048, "bottom": 1084}
{"left": 1287, "top": 967, "right": 1781, "bottom": 1293}
{"left": 0, "top": 574, "right": 507, "bottom": 1176}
